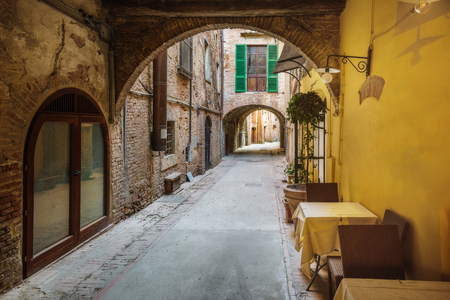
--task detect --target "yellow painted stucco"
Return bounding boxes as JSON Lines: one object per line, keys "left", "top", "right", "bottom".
{"left": 330, "top": 0, "right": 450, "bottom": 280}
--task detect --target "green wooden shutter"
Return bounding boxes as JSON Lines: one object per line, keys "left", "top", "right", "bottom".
{"left": 267, "top": 44, "right": 278, "bottom": 92}
{"left": 235, "top": 44, "right": 246, "bottom": 92}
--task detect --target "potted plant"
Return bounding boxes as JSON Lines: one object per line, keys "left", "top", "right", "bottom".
{"left": 283, "top": 163, "right": 295, "bottom": 184}
{"left": 283, "top": 91, "right": 328, "bottom": 227}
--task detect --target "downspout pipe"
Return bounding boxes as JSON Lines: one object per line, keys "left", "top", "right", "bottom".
{"left": 152, "top": 50, "right": 168, "bottom": 151}
{"left": 220, "top": 29, "right": 225, "bottom": 157}
{"left": 189, "top": 78, "right": 192, "bottom": 145}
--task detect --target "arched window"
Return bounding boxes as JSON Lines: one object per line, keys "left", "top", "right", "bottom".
{"left": 24, "top": 89, "right": 110, "bottom": 277}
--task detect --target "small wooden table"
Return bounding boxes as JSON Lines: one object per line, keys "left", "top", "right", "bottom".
{"left": 293, "top": 202, "right": 378, "bottom": 278}
{"left": 334, "top": 278, "right": 450, "bottom": 300}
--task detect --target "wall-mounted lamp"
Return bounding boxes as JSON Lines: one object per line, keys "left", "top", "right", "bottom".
{"left": 315, "top": 48, "right": 372, "bottom": 83}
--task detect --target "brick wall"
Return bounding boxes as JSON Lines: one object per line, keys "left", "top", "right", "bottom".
{"left": 222, "top": 29, "right": 287, "bottom": 152}
{"left": 109, "top": 30, "right": 222, "bottom": 223}
{"left": 111, "top": 16, "right": 342, "bottom": 113}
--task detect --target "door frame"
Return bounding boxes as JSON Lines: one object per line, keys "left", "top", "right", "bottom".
{"left": 23, "top": 89, "right": 110, "bottom": 277}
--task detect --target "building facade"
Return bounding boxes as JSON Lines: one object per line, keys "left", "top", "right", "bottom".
{"left": 222, "top": 29, "right": 287, "bottom": 154}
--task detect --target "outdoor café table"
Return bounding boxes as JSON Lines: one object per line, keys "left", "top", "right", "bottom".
{"left": 293, "top": 202, "right": 378, "bottom": 278}
{"left": 334, "top": 278, "right": 450, "bottom": 300}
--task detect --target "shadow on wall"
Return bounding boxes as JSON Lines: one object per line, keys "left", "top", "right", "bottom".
{"left": 396, "top": 1, "right": 449, "bottom": 65}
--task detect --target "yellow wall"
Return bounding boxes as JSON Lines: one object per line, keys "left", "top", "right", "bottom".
{"left": 336, "top": 0, "right": 450, "bottom": 280}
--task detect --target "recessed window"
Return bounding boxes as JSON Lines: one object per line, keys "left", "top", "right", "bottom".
{"left": 205, "top": 41, "right": 211, "bottom": 82}
{"left": 247, "top": 46, "right": 267, "bottom": 92}
{"left": 235, "top": 44, "right": 278, "bottom": 93}
{"left": 178, "top": 37, "right": 193, "bottom": 79}
{"left": 165, "top": 121, "right": 175, "bottom": 156}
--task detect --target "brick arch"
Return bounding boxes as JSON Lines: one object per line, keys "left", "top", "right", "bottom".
{"left": 223, "top": 104, "right": 286, "bottom": 151}
{"left": 113, "top": 16, "right": 341, "bottom": 115}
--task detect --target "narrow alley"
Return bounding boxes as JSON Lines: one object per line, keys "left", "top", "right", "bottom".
{"left": 2, "top": 146, "right": 326, "bottom": 300}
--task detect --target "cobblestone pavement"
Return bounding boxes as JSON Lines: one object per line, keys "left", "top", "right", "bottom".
{"left": 1, "top": 148, "right": 327, "bottom": 300}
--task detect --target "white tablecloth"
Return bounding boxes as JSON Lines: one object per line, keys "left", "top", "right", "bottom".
{"left": 293, "top": 202, "right": 378, "bottom": 278}
{"left": 334, "top": 278, "right": 450, "bottom": 300}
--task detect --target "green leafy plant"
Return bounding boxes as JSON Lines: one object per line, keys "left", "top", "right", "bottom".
{"left": 286, "top": 91, "right": 328, "bottom": 183}
{"left": 283, "top": 163, "right": 295, "bottom": 175}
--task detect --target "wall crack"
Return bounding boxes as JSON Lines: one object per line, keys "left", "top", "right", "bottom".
{"left": 50, "top": 19, "right": 66, "bottom": 77}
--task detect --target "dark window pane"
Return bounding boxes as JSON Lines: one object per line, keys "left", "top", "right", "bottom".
{"left": 248, "top": 47, "right": 256, "bottom": 54}
{"left": 258, "top": 67, "right": 266, "bottom": 75}
{"left": 258, "top": 55, "right": 266, "bottom": 66}
{"left": 248, "top": 67, "right": 256, "bottom": 75}
{"left": 33, "top": 123, "right": 71, "bottom": 254}
{"left": 81, "top": 123, "right": 104, "bottom": 228}
{"left": 258, "top": 46, "right": 266, "bottom": 54}
{"left": 248, "top": 55, "right": 256, "bottom": 66}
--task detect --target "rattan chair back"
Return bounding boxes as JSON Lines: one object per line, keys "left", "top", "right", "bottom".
{"left": 381, "top": 209, "right": 409, "bottom": 245}
{"left": 305, "top": 183, "right": 339, "bottom": 202}
{"left": 338, "top": 224, "right": 405, "bottom": 280}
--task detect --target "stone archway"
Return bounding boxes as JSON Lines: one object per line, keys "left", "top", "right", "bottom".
{"left": 106, "top": 8, "right": 344, "bottom": 115}
{"left": 223, "top": 104, "right": 286, "bottom": 153}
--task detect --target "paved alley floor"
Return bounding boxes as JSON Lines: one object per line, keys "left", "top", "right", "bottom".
{"left": 2, "top": 147, "right": 327, "bottom": 300}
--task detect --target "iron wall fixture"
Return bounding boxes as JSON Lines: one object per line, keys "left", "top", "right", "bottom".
{"left": 315, "top": 47, "right": 372, "bottom": 83}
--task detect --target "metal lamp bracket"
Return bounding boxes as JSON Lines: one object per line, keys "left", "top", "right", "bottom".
{"left": 326, "top": 47, "right": 372, "bottom": 78}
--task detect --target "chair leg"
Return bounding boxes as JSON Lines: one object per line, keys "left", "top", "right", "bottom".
{"left": 306, "top": 255, "right": 327, "bottom": 291}
{"left": 328, "top": 264, "right": 333, "bottom": 300}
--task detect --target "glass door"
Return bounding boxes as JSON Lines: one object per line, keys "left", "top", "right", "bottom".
{"left": 24, "top": 89, "right": 109, "bottom": 277}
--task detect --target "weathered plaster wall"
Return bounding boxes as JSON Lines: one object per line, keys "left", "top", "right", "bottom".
{"left": 0, "top": 0, "right": 108, "bottom": 291}
{"left": 337, "top": 0, "right": 450, "bottom": 280}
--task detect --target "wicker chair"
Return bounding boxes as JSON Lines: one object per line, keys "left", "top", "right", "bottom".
{"left": 305, "top": 183, "right": 339, "bottom": 291}
{"left": 305, "top": 183, "right": 339, "bottom": 203}
{"left": 328, "top": 220, "right": 408, "bottom": 300}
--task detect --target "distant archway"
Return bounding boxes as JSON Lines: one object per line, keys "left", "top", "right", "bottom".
{"left": 223, "top": 104, "right": 286, "bottom": 153}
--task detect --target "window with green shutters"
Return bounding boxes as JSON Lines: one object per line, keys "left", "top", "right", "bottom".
{"left": 235, "top": 44, "right": 278, "bottom": 93}
{"left": 267, "top": 44, "right": 278, "bottom": 92}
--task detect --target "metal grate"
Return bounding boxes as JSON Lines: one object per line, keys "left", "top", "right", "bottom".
{"left": 45, "top": 93, "right": 75, "bottom": 112}
{"left": 77, "top": 95, "right": 99, "bottom": 114}
{"left": 164, "top": 121, "right": 175, "bottom": 156}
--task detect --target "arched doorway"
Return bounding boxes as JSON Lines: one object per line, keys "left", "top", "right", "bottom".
{"left": 24, "top": 89, "right": 110, "bottom": 277}
{"left": 205, "top": 116, "right": 212, "bottom": 171}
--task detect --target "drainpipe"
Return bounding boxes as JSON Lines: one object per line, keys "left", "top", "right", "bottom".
{"left": 189, "top": 78, "right": 192, "bottom": 144}
{"left": 152, "top": 50, "right": 168, "bottom": 151}
{"left": 220, "top": 29, "right": 224, "bottom": 157}
{"left": 108, "top": 51, "right": 115, "bottom": 123}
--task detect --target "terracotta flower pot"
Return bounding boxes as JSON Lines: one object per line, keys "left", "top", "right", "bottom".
{"left": 282, "top": 198, "right": 293, "bottom": 223}
{"left": 283, "top": 183, "right": 306, "bottom": 229}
